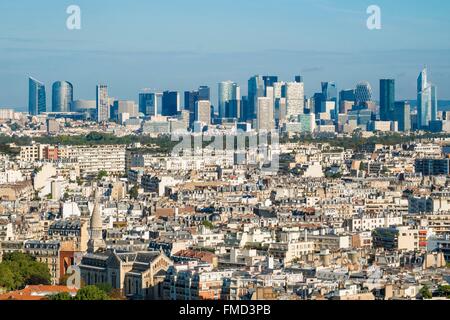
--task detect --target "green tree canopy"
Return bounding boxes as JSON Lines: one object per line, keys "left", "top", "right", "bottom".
{"left": 129, "top": 185, "right": 139, "bottom": 199}
{"left": 419, "top": 286, "right": 433, "bottom": 299}
{"left": 97, "top": 170, "right": 108, "bottom": 180}
{"left": 48, "top": 292, "right": 73, "bottom": 301}
{"left": 0, "top": 252, "right": 51, "bottom": 291}
{"left": 73, "top": 285, "right": 110, "bottom": 300}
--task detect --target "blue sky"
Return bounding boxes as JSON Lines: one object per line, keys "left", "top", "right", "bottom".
{"left": 0, "top": 0, "right": 449, "bottom": 110}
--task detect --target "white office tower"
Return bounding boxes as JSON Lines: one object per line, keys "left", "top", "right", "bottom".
{"left": 273, "top": 82, "right": 286, "bottom": 100}
{"left": 96, "top": 85, "right": 109, "bottom": 122}
{"left": 321, "top": 101, "right": 337, "bottom": 119}
{"left": 285, "top": 82, "right": 304, "bottom": 119}
{"left": 195, "top": 100, "right": 211, "bottom": 125}
{"left": 256, "top": 97, "right": 274, "bottom": 132}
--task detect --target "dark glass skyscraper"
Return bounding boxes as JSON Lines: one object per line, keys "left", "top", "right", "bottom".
{"left": 29, "top": 77, "right": 46, "bottom": 115}
{"left": 339, "top": 89, "right": 355, "bottom": 103}
{"left": 185, "top": 86, "right": 210, "bottom": 111}
{"left": 52, "top": 81, "right": 73, "bottom": 113}
{"left": 380, "top": 79, "right": 395, "bottom": 121}
{"left": 247, "top": 75, "right": 264, "bottom": 121}
{"left": 139, "top": 92, "right": 158, "bottom": 116}
{"left": 263, "top": 76, "right": 278, "bottom": 90}
{"left": 162, "top": 91, "right": 179, "bottom": 116}
{"left": 394, "top": 101, "right": 411, "bottom": 132}
{"left": 355, "top": 82, "right": 373, "bottom": 105}
{"left": 313, "top": 93, "right": 324, "bottom": 114}
{"left": 185, "top": 86, "right": 210, "bottom": 126}
{"left": 295, "top": 75, "right": 303, "bottom": 83}
{"left": 184, "top": 91, "right": 199, "bottom": 111}
{"left": 198, "top": 86, "right": 210, "bottom": 102}
{"left": 321, "top": 82, "right": 337, "bottom": 102}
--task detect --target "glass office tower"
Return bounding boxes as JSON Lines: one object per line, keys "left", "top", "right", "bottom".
{"left": 247, "top": 75, "right": 265, "bottom": 121}
{"left": 431, "top": 85, "right": 438, "bottom": 122}
{"left": 52, "top": 81, "right": 73, "bottom": 113}
{"left": 417, "top": 68, "right": 432, "bottom": 129}
{"left": 161, "top": 91, "right": 180, "bottom": 116}
{"left": 394, "top": 101, "right": 411, "bottom": 132}
{"left": 380, "top": 79, "right": 395, "bottom": 121}
{"left": 355, "top": 81, "right": 373, "bottom": 105}
{"left": 321, "top": 82, "right": 337, "bottom": 103}
{"left": 218, "top": 81, "right": 240, "bottom": 119}
{"left": 140, "top": 92, "right": 158, "bottom": 117}
{"left": 29, "top": 77, "right": 46, "bottom": 115}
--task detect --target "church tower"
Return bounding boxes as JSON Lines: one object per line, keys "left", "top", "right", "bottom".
{"left": 87, "top": 191, "right": 106, "bottom": 253}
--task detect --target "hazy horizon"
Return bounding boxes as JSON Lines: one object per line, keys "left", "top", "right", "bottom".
{"left": 1, "top": 0, "right": 449, "bottom": 110}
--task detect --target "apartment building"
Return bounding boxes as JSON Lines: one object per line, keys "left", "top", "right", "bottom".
{"left": 348, "top": 214, "right": 403, "bottom": 232}
{"left": 372, "top": 226, "right": 419, "bottom": 251}
{"left": 59, "top": 145, "right": 126, "bottom": 176}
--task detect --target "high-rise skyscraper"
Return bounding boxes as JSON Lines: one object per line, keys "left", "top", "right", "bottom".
{"left": 218, "top": 81, "right": 240, "bottom": 119}
{"left": 355, "top": 81, "right": 373, "bottom": 106}
{"left": 247, "top": 75, "right": 265, "bottom": 121}
{"left": 339, "top": 89, "right": 355, "bottom": 114}
{"left": 263, "top": 76, "right": 278, "bottom": 94}
{"left": 285, "top": 82, "right": 305, "bottom": 118}
{"left": 52, "top": 81, "right": 73, "bottom": 113}
{"left": 162, "top": 91, "right": 180, "bottom": 117}
{"left": 313, "top": 93, "right": 324, "bottom": 114}
{"left": 417, "top": 68, "right": 434, "bottom": 129}
{"left": 186, "top": 86, "right": 210, "bottom": 110}
{"left": 321, "top": 82, "right": 337, "bottom": 119}
{"left": 321, "top": 82, "right": 337, "bottom": 104}
{"left": 184, "top": 90, "right": 199, "bottom": 112}
{"left": 29, "top": 77, "right": 46, "bottom": 115}
{"left": 431, "top": 85, "right": 438, "bottom": 122}
{"left": 139, "top": 92, "right": 158, "bottom": 117}
{"left": 198, "top": 86, "right": 211, "bottom": 102}
{"left": 394, "top": 101, "right": 411, "bottom": 132}
{"left": 380, "top": 79, "right": 395, "bottom": 121}
{"left": 256, "top": 97, "right": 274, "bottom": 132}
{"left": 339, "top": 89, "right": 355, "bottom": 103}
{"left": 96, "top": 85, "right": 109, "bottom": 122}
{"left": 113, "top": 100, "right": 138, "bottom": 120}
{"left": 295, "top": 75, "right": 303, "bottom": 83}
{"left": 195, "top": 100, "right": 211, "bottom": 125}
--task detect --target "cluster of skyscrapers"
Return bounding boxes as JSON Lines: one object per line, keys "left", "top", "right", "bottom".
{"left": 27, "top": 67, "right": 441, "bottom": 132}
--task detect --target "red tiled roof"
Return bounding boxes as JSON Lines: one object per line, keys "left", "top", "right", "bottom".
{"left": 0, "top": 285, "right": 78, "bottom": 301}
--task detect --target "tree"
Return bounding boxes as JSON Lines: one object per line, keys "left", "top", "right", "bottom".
{"left": 97, "top": 170, "right": 108, "bottom": 180}
{"left": 95, "top": 283, "right": 113, "bottom": 295}
{"left": 420, "top": 286, "right": 432, "bottom": 299}
{"left": 437, "top": 285, "right": 450, "bottom": 298}
{"left": 202, "top": 220, "right": 214, "bottom": 230}
{"left": 129, "top": 185, "right": 139, "bottom": 200}
{"left": 74, "top": 285, "right": 110, "bottom": 300}
{"left": 0, "top": 252, "right": 51, "bottom": 291}
{"left": 48, "top": 292, "right": 73, "bottom": 300}
{"left": 0, "top": 264, "right": 16, "bottom": 291}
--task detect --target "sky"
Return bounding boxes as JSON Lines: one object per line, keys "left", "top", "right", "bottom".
{"left": 0, "top": 0, "right": 450, "bottom": 111}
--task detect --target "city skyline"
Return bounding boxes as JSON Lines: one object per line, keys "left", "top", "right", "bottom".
{"left": 1, "top": 0, "right": 450, "bottom": 109}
